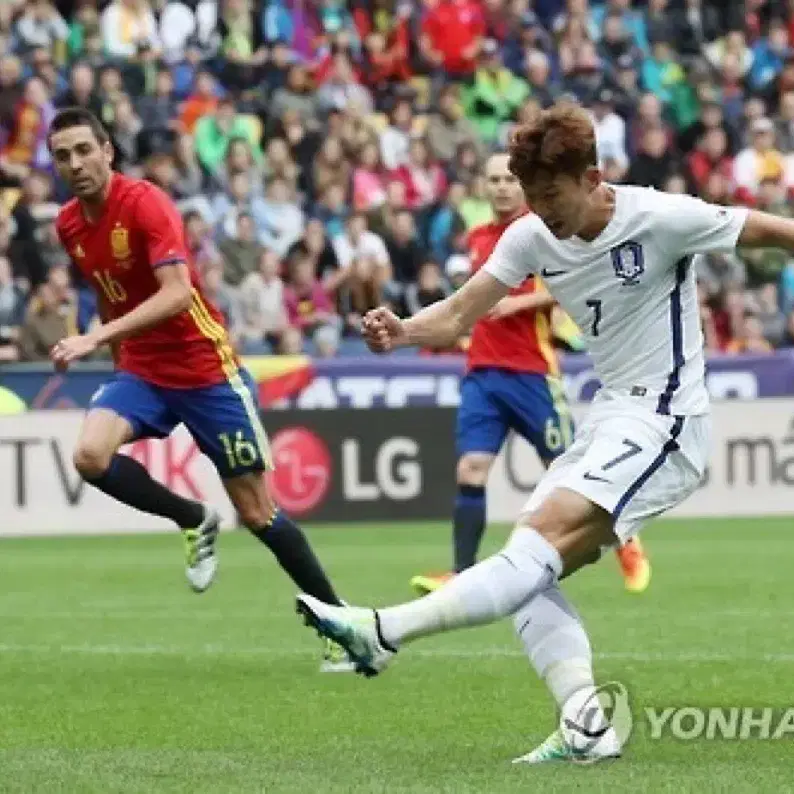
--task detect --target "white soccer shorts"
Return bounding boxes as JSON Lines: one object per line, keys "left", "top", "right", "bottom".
{"left": 521, "top": 392, "right": 711, "bottom": 544}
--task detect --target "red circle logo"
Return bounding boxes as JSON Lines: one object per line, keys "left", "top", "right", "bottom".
{"left": 268, "top": 427, "right": 332, "bottom": 516}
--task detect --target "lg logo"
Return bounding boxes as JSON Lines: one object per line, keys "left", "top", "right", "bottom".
{"left": 268, "top": 428, "right": 332, "bottom": 515}
{"left": 268, "top": 428, "right": 423, "bottom": 517}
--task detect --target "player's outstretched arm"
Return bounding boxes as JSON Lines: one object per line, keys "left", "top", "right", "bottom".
{"left": 363, "top": 269, "right": 510, "bottom": 353}
{"left": 737, "top": 210, "right": 794, "bottom": 250}
{"left": 91, "top": 264, "right": 192, "bottom": 348}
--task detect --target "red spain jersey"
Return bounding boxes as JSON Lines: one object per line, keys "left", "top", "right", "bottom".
{"left": 466, "top": 214, "right": 558, "bottom": 376}
{"left": 56, "top": 173, "right": 236, "bottom": 389}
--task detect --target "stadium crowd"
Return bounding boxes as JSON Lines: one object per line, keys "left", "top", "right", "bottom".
{"left": 0, "top": 0, "right": 794, "bottom": 362}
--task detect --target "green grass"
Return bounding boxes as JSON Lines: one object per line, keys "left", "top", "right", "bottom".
{"left": 1, "top": 518, "right": 793, "bottom": 793}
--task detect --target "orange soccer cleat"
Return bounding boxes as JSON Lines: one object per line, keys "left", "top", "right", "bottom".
{"left": 615, "top": 537, "right": 651, "bottom": 594}
{"left": 409, "top": 572, "right": 456, "bottom": 596}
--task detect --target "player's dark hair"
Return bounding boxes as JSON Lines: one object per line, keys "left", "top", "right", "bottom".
{"left": 508, "top": 101, "right": 597, "bottom": 186}
{"left": 48, "top": 107, "right": 109, "bottom": 148}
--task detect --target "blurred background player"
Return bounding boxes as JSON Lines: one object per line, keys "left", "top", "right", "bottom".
{"left": 49, "top": 107, "right": 351, "bottom": 673}
{"left": 410, "top": 153, "right": 650, "bottom": 597}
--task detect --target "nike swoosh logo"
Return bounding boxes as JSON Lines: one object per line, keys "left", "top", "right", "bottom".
{"left": 583, "top": 471, "right": 611, "bottom": 483}
{"left": 541, "top": 268, "right": 567, "bottom": 277}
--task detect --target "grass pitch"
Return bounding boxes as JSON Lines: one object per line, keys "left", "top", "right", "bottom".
{"left": 1, "top": 518, "right": 793, "bottom": 793}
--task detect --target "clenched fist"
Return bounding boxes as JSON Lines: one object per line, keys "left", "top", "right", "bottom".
{"left": 362, "top": 307, "right": 406, "bottom": 353}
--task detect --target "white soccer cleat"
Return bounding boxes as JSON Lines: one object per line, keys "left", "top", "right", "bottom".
{"left": 296, "top": 594, "right": 395, "bottom": 678}
{"left": 512, "top": 726, "right": 622, "bottom": 765}
{"left": 183, "top": 508, "right": 220, "bottom": 593}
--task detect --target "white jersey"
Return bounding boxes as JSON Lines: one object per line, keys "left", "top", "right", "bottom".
{"left": 484, "top": 185, "right": 749, "bottom": 416}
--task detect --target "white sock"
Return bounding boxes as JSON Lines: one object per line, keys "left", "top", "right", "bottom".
{"left": 378, "top": 527, "right": 562, "bottom": 648}
{"left": 513, "top": 584, "right": 594, "bottom": 709}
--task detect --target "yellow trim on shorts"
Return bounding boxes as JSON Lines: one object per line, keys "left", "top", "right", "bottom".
{"left": 545, "top": 374, "right": 574, "bottom": 450}
{"left": 189, "top": 290, "right": 273, "bottom": 470}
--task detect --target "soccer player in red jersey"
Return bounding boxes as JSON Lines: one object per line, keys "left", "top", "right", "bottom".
{"left": 410, "top": 154, "right": 650, "bottom": 595}
{"left": 48, "top": 108, "right": 351, "bottom": 671}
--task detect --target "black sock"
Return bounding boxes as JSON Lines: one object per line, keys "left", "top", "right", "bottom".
{"left": 86, "top": 454, "right": 205, "bottom": 529}
{"left": 250, "top": 510, "right": 342, "bottom": 605}
{"left": 453, "top": 484, "right": 486, "bottom": 573}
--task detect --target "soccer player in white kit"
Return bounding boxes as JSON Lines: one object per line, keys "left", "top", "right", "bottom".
{"left": 294, "top": 102, "right": 792, "bottom": 763}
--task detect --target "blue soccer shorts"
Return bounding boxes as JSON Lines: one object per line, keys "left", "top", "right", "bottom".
{"left": 455, "top": 368, "right": 574, "bottom": 463}
{"left": 89, "top": 367, "right": 272, "bottom": 479}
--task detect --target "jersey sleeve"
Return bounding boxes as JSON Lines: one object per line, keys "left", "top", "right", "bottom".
{"left": 658, "top": 192, "right": 749, "bottom": 256}
{"left": 482, "top": 216, "right": 539, "bottom": 288}
{"left": 133, "top": 185, "right": 189, "bottom": 269}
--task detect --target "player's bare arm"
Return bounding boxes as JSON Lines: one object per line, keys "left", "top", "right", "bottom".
{"left": 363, "top": 269, "right": 510, "bottom": 353}
{"left": 488, "top": 290, "right": 557, "bottom": 320}
{"left": 737, "top": 209, "right": 794, "bottom": 248}
{"left": 51, "top": 263, "right": 192, "bottom": 368}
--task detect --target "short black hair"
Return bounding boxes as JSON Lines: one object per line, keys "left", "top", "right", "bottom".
{"left": 48, "top": 107, "right": 109, "bottom": 147}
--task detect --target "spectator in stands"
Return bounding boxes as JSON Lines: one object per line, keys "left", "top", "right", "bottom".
{"left": 0, "top": 77, "right": 54, "bottom": 184}
{"left": 239, "top": 248, "right": 287, "bottom": 352}
{"left": 316, "top": 52, "right": 373, "bottom": 116}
{"left": 217, "top": 0, "right": 268, "bottom": 91}
{"left": 627, "top": 124, "right": 679, "bottom": 189}
{"left": 194, "top": 96, "right": 262, "bottom": 176}
{"left": 0, "top": 55, "right": 23, "bottom": 131}
{"left": 380, "top": 97, "right": 414, "bottom": 170}
{"left": 183, "top": 210, "right": 221, "bottom": 274}
{"left": 599, "top": 11, "right": 644, "bottom": 74}
{"left": 590, "top": 88, "right": 628, "bottom": 174}
{"left": 18, "top": 265, "right": 76, "bottom": 361}
{"left": 420, "top": 0, "right": 485, "bottom": 78}
{"left": 58, "top": 61, "right": 103, "bottom": 119}
{"left": 212, "top": 136, "right": 265, "bottom": 197}
{"left": 405, "top": 259, "right": 451, "bottom": 316}
{"left": 462, "top": 39, "right": 529, "bottom": 144}
{"left": 674, "top": 0, "right": 722, "bottom": 59}
{"left": 426, "top": 85, "right": 484, "bottom": 165}
{"left": 270, "top": 65, "right": 320, "bottom": 130}
{"left": 333, "top": 211, "right": 390, "bottom": 322}
{"left": 0, "top": 254, "right": 23, "bottom": 362}
{"left": 697, "top": 250, "right": 747, "bottom": 297}
{"left": 390, "top": 139, "right": 447, "bottom": 211}
{"left": 283, "top": 251, "right": 338, "bottom": 342}
{"left": 108, "top": 93, "right": 143, "bottom": 173}
{"left": 260, "top": 177, "right": 304, "bottom": 257}
{"left": 687, "top": 127, "right": 734, "bottom": 194}
{"left": 734, "top": 117, "right": 785, "bottom": 202}
{"left": 136, "top": 66, "right": 180, "bottom": 156}
{"left": 384, "top": 209, "right": 426, "bottom": 308}
{"left": 755, "top": 282, "right": 786, "bottom": 347}
{"left": 726, "top": 311, "right": 774, "bottom": 353}
{"left": 312, "top": 136, "right": 351, "bottom": 201}
{"left": 314, "top": 182, "right": 349, "bottom": 238}
{"left": 263, "top": 137, "right": 300, "bottom": 192}
{"left": 287, "top": 218, "right": 341, "bottom": 289}
{"left": 180, "top": 69, "right": 219, "bottom": 134}
{"left": 458, "top": 173, "right": 493, "bottom": 228}
{"left": 170, "top": 134, "right": 206, "bottom": 204}
{"left": 101, "top": 0, "right": 160, "bottom": 60}
{"left": 427, "top": 181, "right": 465, "bottom": 263}
{"left": 219, "top": 212, "right": 264, "bottom": 287}
{"left": 445, "top": 253, "right": 471, "bottom": 292}
{"left": 15, "top": 0, "right": 70, "bottom": 56}
{"left": 212, "top": 171, "right": 269, "bottom": 244}
{"left": 353, "top": 142, "right": 387, "bottom": 212}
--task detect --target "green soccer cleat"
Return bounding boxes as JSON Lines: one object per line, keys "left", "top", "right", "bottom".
{"left": 183, "top": 508, "right": 220, "bottom": 593}
{"left": 512, "top": 728, "right": 621, "bottom": 766}
{"left": 319, "top": 637, "right": 357, "bottom": 673}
